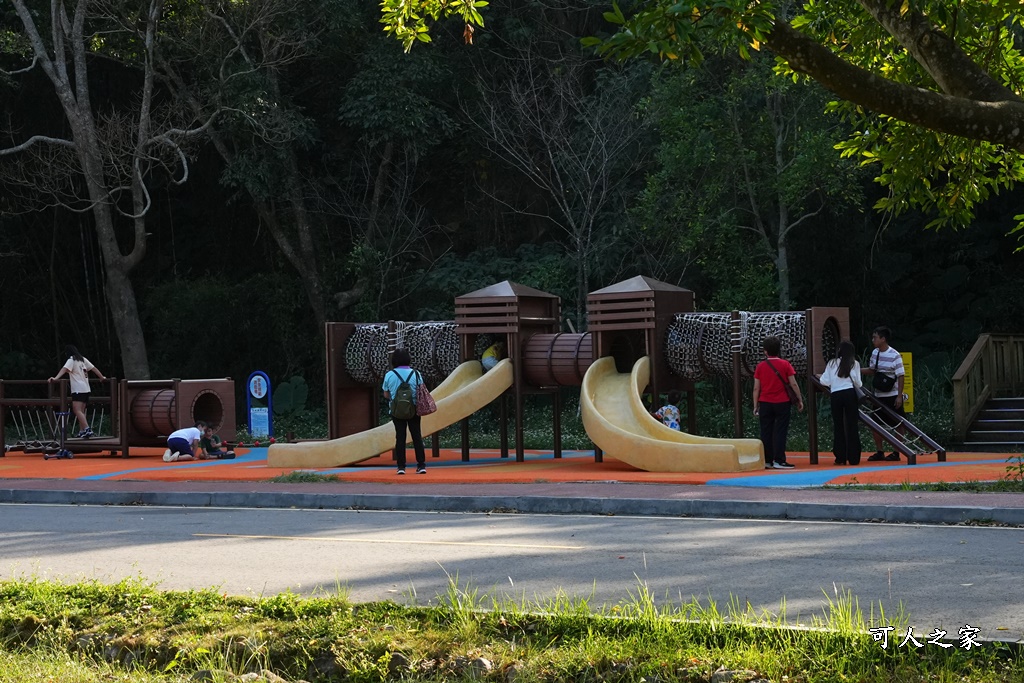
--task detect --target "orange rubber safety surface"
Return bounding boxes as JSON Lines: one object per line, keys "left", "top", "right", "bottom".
{"left": 0, "top": 444, "right": 1018, "bottom": 487}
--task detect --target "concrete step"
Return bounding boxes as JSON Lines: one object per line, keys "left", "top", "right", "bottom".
{"left": 966, "top": 430, "right": 1024, "bottom": 443}
{"left": 972, "top": 419, "right": 1024, "bottom": 430}
{"left": 958, "top": 443, "right": 1024, "bottom": 452}
{"left": 989, "top": 397, "right": 1024, "bottom": 409}
{"left": 977, "top": 408, "right": 1024, "bottom": 420}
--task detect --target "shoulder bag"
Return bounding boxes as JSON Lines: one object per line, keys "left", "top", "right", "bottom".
{"left": 871, "top": 350, "right": 897, "bottom": 392}
{"left": 765, "top": 359, "right": 800, "bottom": 405}
{"left": 415, "top": 371, "right": 437, "bottom": 416}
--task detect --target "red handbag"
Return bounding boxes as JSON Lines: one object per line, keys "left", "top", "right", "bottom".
{"left": 765, "top": 359, "right": 800, "bottom": 404}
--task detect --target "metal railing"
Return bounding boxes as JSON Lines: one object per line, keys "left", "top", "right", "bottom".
{"left": 810, "top": 376, "right": 945, "bottom": 465}
{"left": 1, "top": 378, "right": 123, "bottom": 456}
{"left": 952, "top": 334, "right": 1024, "bottom": 441}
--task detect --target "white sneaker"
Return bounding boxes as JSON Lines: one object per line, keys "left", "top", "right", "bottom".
{"left": 162, "top": 449, "right": 173, "bottom": 462}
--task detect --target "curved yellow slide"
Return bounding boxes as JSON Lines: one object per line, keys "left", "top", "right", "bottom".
{"left": 581, "top": 356, "right": 763, "bottom": 472}
{"left": 267, "top": 359, "right": 514, "bottom": 469}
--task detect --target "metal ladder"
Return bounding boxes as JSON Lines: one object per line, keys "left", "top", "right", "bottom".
{"left": 857, "top": 394, "right": 946, "bottom": 465}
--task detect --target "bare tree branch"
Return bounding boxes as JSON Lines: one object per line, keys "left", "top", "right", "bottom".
{"left": 0, "top": 54, "right": 40, "bottom": 76}
{"left": 0, "top": 135, "right": 76, "bottom": 155}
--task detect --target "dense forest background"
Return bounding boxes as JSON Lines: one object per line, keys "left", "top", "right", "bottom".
{"left": 2, "top": 0, "right": 1023, "bottom": 417}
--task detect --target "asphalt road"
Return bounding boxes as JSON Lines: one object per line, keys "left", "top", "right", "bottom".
{"left": 2, "top": 504, "right": 1022, "bottom": 643}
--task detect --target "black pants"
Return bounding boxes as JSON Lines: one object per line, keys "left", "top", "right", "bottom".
{"left": 758, "top": 401, "right": 791, "bottom": 465}
{"left": 830, "top": 388, "right": 862, "bottom": 465}
{"left": 392, "top": 415, "right": 426, "bottom": 470}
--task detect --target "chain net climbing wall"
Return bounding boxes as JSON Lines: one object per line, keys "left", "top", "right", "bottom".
{"left": 665, "top": 312, "right": 807, "bottom": 380}
{"left": 344, "top": 322, "right": 460, "bottom": 387}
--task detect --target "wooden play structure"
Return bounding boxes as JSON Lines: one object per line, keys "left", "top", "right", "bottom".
{"left": 268, "top": 275, "right": 944, "bottom": 471}
{"left": 1, "top": 378, "right": 235, "bottom": 458}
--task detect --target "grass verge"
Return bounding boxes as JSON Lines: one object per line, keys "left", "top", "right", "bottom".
{"left": 0, "top": 577, "right": 1020, "bottom": 682}
{"left": 268, "top": 472, "right": 341, "bottom": 484}
{"left": 825, "top": 479, "right": 1024, "bottom": 493}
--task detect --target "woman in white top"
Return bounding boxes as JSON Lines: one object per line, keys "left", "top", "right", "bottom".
{"left": 818, "top": 340, "right": 863, "bottom": 465}
{"left": 49, "top": 345, "right": 106, "bottom": 438}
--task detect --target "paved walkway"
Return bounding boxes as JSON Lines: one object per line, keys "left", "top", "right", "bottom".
{"left": 3, "top": 445, "right": 1023, "bottom": 524}
{"left": 4, "top": 477, "right": 1024, "bottom": 525}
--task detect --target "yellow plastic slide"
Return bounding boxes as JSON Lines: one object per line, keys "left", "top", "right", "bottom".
{"left": 581, "top": 356, "right": 764, "bottom": 472}
{"left": 267, "top": 359, "right": 514, "bottom": 469}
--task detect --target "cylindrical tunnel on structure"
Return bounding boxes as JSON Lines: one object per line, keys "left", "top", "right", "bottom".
{"left": 130, "top": 389, "right": 226, "bottom": 437}
{"left": 522, "top": 333, "right": 594, "bottom": 387}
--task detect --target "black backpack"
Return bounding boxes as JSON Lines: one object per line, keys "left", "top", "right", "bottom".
{"left": 390, "top": 369, "right": 417, "bottom": 420}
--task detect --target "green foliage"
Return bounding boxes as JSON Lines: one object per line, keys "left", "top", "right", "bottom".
{"left": 273, "top": 408, "right": 330, "bottom": 441}
{"left": 338, "top": 38, "right": 458, "bottom": 147}
{"left": 633, "top": 53, "right": 864, "bottom": 309}
{"left": 786, "top": 0, "right": 1024, "bottom": 234}
{"left": 415, "top": 244, "right": 576, "bottom": 320}
{"left": 142, "top": 274, "right": 323, "bottom": 425}
{"left": 0, "top": 351, "right": 47, "bottom": 380}
{"left": 380, "top": 0, "right": 489, "bottom": 52}
{"left": 590, "top": 0, "right": 1024, "bottom": 237}
{"left": 1, "top": 577, "right": 1023, "bottom": 683}
{"left": 585, "top": 0, "right": 774, "bottom": 64}
{"left": 1006, "top": 454, "right": 1024, "bottom": 483}
{"left": 831, "top": 111, "right": 1024, "bottom": 235}
{"left": 232, "top": 426, "right": 275, "bottom": 446}
{"left": 272, "top": 376, "right": 309, "bottom": 416}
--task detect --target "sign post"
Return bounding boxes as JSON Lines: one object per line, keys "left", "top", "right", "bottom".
{"left": 901, "top": 352, "right": 914, "bottom": 414}
{"left": 247, "top": 371, "right": 273, "bottom": 438}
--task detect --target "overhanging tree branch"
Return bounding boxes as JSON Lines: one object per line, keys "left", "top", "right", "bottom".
{"left": 764, "top": 20, "right": 1024, "bottom": 151}
{"left": 858, "top": 0, "right": 1019, "bottom": 103}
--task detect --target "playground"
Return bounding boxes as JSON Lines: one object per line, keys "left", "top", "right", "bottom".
{"left": 0, "top": 444, "right": 1012, "bottom": 488}
{"left": 2, "top": 276, "right": 1015, "bottom": 488}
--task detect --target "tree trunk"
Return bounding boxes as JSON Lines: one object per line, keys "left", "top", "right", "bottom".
{"left": 255, "top": 197, "right": 326, "bottom": 330}
{"left": 101, "top": 259, "right": 151, "bottom": 378}
{"left": 74, "top": 122, "right": 152, "bottom": 378}
{"left": 776, "top": 236, "right": 791, "bottom": 311}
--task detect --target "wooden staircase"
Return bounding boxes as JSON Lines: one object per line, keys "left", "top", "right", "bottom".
{"left": 963, "top": 397, "right": 1024, "bottom": 447}
{"left": 953, "top": 334, "right": 1024, "bottom": 448}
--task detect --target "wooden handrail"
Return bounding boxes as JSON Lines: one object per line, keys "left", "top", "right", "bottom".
{"left": 952, "top": 333, "right": 1024, "bottom": 441}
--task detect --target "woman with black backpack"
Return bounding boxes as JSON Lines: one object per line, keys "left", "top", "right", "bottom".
{"left": 381, "top": 348, "right": 427, "bottom": 475}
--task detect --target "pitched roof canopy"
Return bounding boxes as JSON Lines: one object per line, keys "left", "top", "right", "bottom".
{"left": 457, "top": 280, "right": 559, "bottom": 300}
{"left": 589, "top": 275, "right": 692, "bottom": 296}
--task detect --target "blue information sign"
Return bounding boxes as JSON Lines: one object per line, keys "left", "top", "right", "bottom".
{"left": 246, "top": 371, "right": 273, "bottom": 438}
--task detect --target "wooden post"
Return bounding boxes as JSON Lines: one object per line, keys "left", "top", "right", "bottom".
{"left": 515, "top": 388, "right": 525, "bottom": 462}
{"left": 553, "top": 390, "right": 562, "bottom": 458}
{"left": 499, "top": 392, "right": 509, "bottom": 458}
{"left": 806, "top": 310, "right": 819, "bottom": 464}
{"left": 687, "top": 389, "right": 697, "bottom": 434}
{"left": 731, "top": 311, "right": 744, "bottom": 438}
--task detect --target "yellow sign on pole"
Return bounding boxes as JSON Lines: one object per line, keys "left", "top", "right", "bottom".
{"left": 901, "top": 352, "right": 914, "bottom": 413}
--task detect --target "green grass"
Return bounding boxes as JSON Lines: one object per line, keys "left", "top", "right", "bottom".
{"left": 826, "top": 479, "right": 1024, "bottom": 494}
{"left": 268, "top": 471, "right": 341, "bottom": 483}
{"left": 823, "top": 453, "right": 1024, "bottom": 493}
{"left": 1, "top": 577, "right": 1021, "bottom": 682}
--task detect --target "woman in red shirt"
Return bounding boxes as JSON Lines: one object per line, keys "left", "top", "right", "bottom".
{"left": 752, "top": 336, "right": 804, "bottom": 469}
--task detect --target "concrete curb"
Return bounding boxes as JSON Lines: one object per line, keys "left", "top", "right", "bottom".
{"left": 3, "top": 487, "right": 1024, "bottom": 525}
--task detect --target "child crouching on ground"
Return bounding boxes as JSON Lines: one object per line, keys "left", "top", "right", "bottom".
{"left": 200, "top": 425, "right": 236, "bottom": 459}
